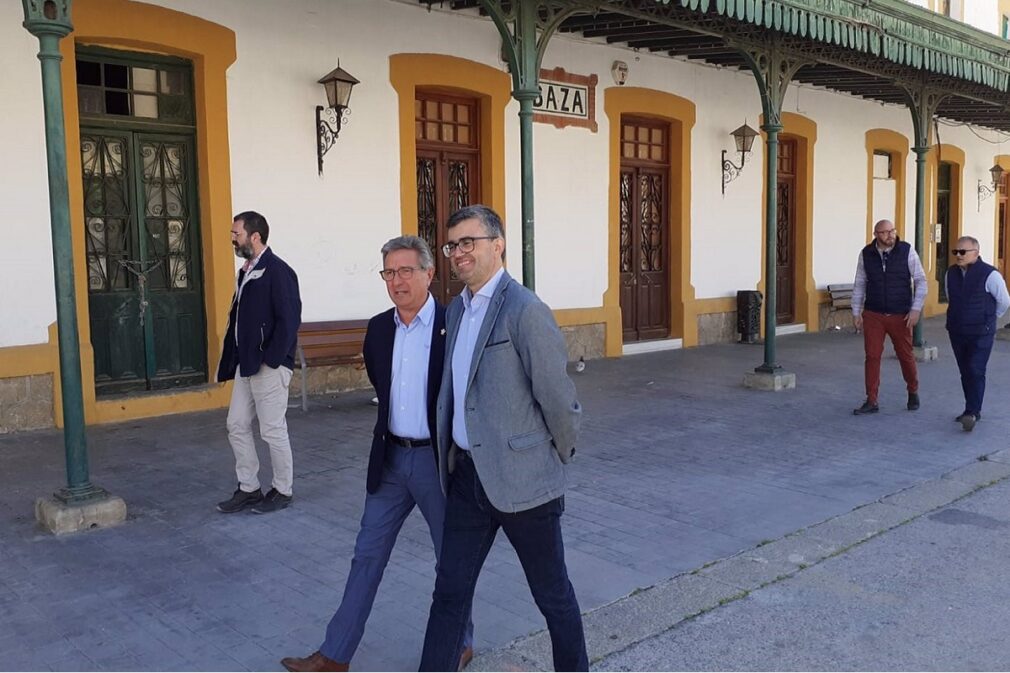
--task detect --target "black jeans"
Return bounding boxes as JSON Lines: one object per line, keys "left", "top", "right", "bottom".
{"left": 419, "top": 451, "right": 587, "bottom": 672}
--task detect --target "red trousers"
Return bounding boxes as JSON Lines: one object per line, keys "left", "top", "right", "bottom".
{"left": 862, "top": 310, "right": 918, "bottom": 403}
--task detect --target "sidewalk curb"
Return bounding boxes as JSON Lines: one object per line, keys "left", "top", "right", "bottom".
{"left": 467, "top": 450, "right": 1010, "bottom": 671}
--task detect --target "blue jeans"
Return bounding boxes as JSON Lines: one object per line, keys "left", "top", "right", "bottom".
{"left": 419, "top": 451, "right": 587, "bottom": 672}
{"left": 949, "top": 331, "right": 996, "bottom": 415}
{"left": 320, "top": 442, "right": 473, "bottom": 663}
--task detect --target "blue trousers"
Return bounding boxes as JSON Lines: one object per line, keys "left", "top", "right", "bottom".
{"left": 948, "top": 331, "right": 995, "bottom": 416}
{"left": 419, "top": 451, "right": 587, "bottom": 672}
{"left": 320, "top": 442, "right": 473, "bottom": 663}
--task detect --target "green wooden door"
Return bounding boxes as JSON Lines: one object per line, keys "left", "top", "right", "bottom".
{"left": 81, "top": 129, "right": 206, "bottom": 395}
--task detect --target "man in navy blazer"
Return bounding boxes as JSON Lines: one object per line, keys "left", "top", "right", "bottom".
{"left": 282, "top": 236, "right": 472, "bottom": 672}
{"left": 420, "top": 205, "right": 586, "bottom": 672}
{"left": 216, "top": 211, "right": 301, "bottom": 515}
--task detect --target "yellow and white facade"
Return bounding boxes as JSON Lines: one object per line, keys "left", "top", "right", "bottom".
{"left": 3, "top": 0, "right": 1010, "bottom": 432}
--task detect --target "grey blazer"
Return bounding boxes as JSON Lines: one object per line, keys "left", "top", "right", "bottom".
{"left": 436, "top": 270, "right": 581, "bottom": 513}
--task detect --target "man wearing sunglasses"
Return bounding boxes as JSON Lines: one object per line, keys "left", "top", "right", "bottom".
{"left": 851, "top": 219, "right": 928, "bottom": 415}
{"left": 944, "top": 236, "right": 1010, "bottom": 431}
{"left": 282, "top": 236, "right": 472, "bottom": 672}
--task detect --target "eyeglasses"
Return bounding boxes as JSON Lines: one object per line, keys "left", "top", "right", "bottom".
{"left": 875, "top": 229, "right": 896, "bottom": 236}
{"left": 952, "top": 249, "right": 978, "bottom": 256}
{"left": 378, "top": 266, "right": 421, "bottom": 281}
{"left": 441, "top": 236, "right": 497, "bottom": 257}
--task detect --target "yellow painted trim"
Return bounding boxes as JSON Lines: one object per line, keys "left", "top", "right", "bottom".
{"left": 865, "top": 129, "right": 910, "bottom": 241}
{"left": 53, "top": 0, "right": 237, "bottom": 426}
{"left": 604, "top": 87, "right": 696, "bottom": 354}
{"left": 390, "top": 54, "right": 510, "bottom": 240}
{"left": 1000, "top": 0, "right": 1010, "bottom": 37}
{"left": 691, "top": 297, "right": 736, "bottom": 314}
{"left": 0, "top": 324, "right": 58, "bottom": 378}
{"left": 553, "top": 307, "right": 615, "bottom": 328}
{"left": 922, "top": 143, "right": 965, "bottom": 318}
{"left": 994, "top": 154, "right": 1010, "bottom": 276}
{"left": 759, "top": 112, "right": 817, "bottom": 333}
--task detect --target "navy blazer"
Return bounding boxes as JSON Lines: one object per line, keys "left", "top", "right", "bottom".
{"left": 362, "top": 300, "right": 446, "bottom": 494}
{"left": 217, "top": 247, "right": 302, "bottom": 381}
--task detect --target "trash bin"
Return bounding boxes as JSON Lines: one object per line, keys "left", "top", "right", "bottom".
{"left": 736, "top": 290, "right": 762, "bottom": 344}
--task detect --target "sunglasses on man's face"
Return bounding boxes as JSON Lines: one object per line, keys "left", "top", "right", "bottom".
{"left": 952, "top": 249, "right": 978, "bottom": 256}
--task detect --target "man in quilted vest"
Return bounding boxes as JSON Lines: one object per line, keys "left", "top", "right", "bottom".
{"left": 945, "top": 236, "right": 1010, "bottom": 431}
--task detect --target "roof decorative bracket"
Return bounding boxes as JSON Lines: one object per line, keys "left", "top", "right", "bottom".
{"left": 731, "top": 38, "right": 811, "bottom": 130}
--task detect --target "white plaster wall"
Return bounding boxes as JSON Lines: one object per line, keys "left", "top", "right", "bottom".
{"left": 4, "top": 0, "right": 1010, "bottom": 348}
{"left": 0, "top": 3, "right": 58, "bottom": 348}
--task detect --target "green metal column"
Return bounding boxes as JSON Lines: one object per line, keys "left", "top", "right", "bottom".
{"left": 516, "top": 91, "right": 538, "bottom": 290}
{"left": 23, "top": 0, "right": 107, "bottom": 504}
{"left": 902, "top": 84, "right": 946, "bottom": 349}
{"left": 478, "top": 0, "right": 581, "bottom": 290}
{"left": 736, "top": 43, "right": 807, "bottom": 373}
{"left": 911, "top": 144, "right": 929, "bottom": 348}
{"left": 758, "top": 122, "right": 783, "bottom": 372}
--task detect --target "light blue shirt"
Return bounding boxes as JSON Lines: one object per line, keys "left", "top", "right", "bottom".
{"left": 388, "top": 293, "right": 435, "bottom": 440}
{"left": 451, "top": 267, "right": 507, "bottom": 450}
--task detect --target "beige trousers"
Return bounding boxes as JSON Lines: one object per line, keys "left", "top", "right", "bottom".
{"left": 226, "top": 364, "right": 294, "bottom": 496}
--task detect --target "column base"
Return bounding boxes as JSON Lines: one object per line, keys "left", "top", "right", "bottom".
{"left": 913, "top": 346, "right": 938, "bottom": 362}
{"left": 35, "top": 494, "right": 127, "bottom": 535}
{"left": 743, "top": 370, "right": 796, "bottom": 391}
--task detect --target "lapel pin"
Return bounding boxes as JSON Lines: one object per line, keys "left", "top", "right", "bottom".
{"left": 440, "top": 328, "right": 446, "bottom": 336}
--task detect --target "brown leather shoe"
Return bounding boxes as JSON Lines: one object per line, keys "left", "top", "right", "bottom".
{"left": 458, "top": 646, "right": 474, "bottom": 671}
{"left": 281, "top": 651, "right": 349, "bottom": 672}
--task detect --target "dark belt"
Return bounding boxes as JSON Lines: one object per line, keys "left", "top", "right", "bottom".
{"left": 388, "top": 433, "right": 431, "bottom": 448}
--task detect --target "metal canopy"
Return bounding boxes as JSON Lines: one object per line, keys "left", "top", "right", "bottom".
{"left": 432, "top": 0, "right": 1010, "bottom": 132}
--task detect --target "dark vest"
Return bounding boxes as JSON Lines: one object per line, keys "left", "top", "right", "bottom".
{"left": 945, "top": 259, "right": 997, "bottom": 335}
{"left": 862, "top": 240, "right": 912, "bottom": 315}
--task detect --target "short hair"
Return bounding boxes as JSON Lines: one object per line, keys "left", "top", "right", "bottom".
{"left": 957, "top": 235, "right": 980, "bottom": 249}
{"left": 447, "top": 204, "right": 504, "bottom": 240}
{"left": 234, "top": 210, "right": 269, "bottom": 245}
{"left": 381, "top": 235, "right": 434, "bottom": 270}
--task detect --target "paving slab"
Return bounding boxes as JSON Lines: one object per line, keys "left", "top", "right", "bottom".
{"left": 2, "top": 317, "right": 1010, "bottom": 671}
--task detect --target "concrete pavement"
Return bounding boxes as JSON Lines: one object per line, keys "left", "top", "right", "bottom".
{"left": 594, "top": 454, "right": 1010, "bottom": 671}
{"left": 1, "top": 317, "right": 1008, "bottom": 671}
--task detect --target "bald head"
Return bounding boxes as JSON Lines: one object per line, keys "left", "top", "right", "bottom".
{"left": 873, "top": 219, "right": 897, "bottom": 249}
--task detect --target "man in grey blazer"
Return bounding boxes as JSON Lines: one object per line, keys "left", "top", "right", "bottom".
{"left": 419, "top": 205, "right": 587, "bottom": 672}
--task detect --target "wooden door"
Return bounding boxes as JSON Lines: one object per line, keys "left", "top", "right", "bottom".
{"left": 415, "top": 92, "right": 480, "bottom": 305}
{"left": 998, "top": 173, "right": 1008, "bottom": 280}
{"left": 776, "top": 139, "right": 797, "bottom": 324}
{"left": 619, "top": 117, "right": 670, "bottom": 342}
{"left": 936, "top": 162, "right": 952, "bottom": 303}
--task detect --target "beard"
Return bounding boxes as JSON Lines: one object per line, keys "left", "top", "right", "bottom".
{"left": 233, "top": 242, "right": 254, "bottom": 259}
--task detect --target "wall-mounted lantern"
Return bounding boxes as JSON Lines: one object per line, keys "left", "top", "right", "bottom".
{"left": 316, "top": 63, "right": 359, "bottom": 176}
{"left": 977, "top": 163, "right": 1005, "bottom": 211}
{"left": 721, "top": 122, "right": 759, "bottom": 195}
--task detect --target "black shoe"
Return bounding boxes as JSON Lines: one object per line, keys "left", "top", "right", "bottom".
{"left": 958, "top": 413, "right": 978, "bottom": 432}
{"left": 217, "top": 486, "right": 263, "bottom": 513}
{"left": 251, "top": 488, "right": 292, "bottom": 514}
{"left": 907, "top": 392, "right": 920, "bottom": 411}
{"left": 954, "top": 411, "right": 981, "bottom": 422}
{"left": 853, "top": 400, "right": 879, "bottom": 415}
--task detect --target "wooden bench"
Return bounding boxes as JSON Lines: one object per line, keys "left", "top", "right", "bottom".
{"left": 293, "top": 320, "right": 368, "bottom": 410}
{"left": 826, "top": 283, "right": 855, "bottom": 331}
